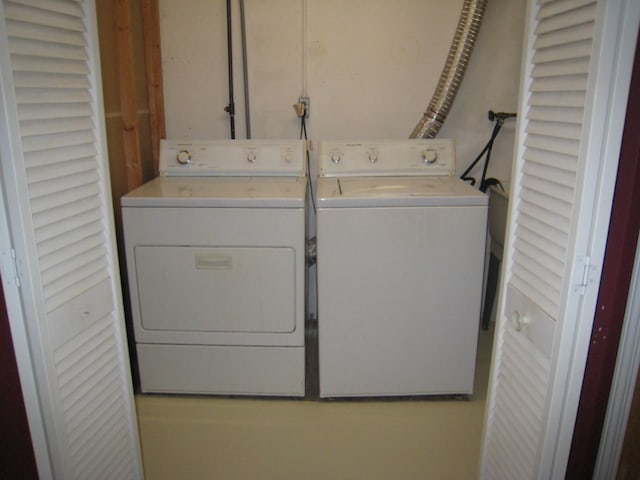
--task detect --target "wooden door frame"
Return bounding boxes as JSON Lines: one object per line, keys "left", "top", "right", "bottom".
{"left": 566, "top": 28, "right": 640, "bottom": 479}
{"left": 113, "top": 0, "right": 165, "bottom": 187}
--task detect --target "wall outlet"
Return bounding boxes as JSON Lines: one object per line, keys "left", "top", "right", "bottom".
{"left": 299, "top": 96, "right": 310, "bottom": 118}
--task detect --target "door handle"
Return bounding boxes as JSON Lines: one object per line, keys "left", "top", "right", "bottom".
{"left": 511, "top": 310, "right": 529, "bottom": 332}
{"left": 195, "top": 254, "right": 233, "bottom": 270}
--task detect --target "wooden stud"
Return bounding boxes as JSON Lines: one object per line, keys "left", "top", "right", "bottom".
{"left": 113, "top": 0, "right": 143, "bottom": 191}
{"left": 142, "top": 0, "right": 166, "bottom": 177}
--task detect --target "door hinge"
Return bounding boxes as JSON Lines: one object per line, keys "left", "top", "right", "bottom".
{"left": 1, "top": 248, "right": 20, "bottom": 288}
{"left": 573, "top": 255, "right": 594, "bottom": 295}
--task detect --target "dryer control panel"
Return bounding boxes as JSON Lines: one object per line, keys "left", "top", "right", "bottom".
{"left": 319, "top": 139, "right": 455, "bottom": 177}
{"left": 159, "top": 139, "right": 307, "bottom": 177}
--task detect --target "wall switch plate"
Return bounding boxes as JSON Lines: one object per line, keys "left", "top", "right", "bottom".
{"left": 299, "top": 96, "right": 310, "bottom": 118}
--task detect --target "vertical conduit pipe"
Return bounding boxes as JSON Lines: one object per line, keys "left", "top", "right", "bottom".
{"left": 409, "top": 0, "right": 488, "bottom": 139}
{"left": 224, "top": 0, "right": 236, "bottom": 139}
{"left": 240, "top": 0, "right": 251, "bottom": 138}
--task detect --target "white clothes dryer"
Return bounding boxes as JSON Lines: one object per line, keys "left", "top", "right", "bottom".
{"left": 316, "top": 140, "right": 487, "bottom": 398}
{"left": 122, "top": 139, "right": 307, "bottom": 396}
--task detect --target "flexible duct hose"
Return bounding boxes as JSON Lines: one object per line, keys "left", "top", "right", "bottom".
{"left": 409, "top": 0, "right": 488, "bottom": 139}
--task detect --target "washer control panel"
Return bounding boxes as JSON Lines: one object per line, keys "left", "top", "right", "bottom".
{"left": 319, "top": 139, "right": 455, "bottom": 177}
{"left": 159, "top": 139, "right": 306, "bottom": 176}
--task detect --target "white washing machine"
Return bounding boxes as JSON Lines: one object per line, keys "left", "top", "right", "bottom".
{"left": 316, "top": 139, "right": 487, "bottom": 398}
{"left": 122, "top": 139, "right": 307, "bottom": 396}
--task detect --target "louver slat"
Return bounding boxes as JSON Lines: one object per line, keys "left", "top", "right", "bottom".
{"left": 518, "top": 224, "right": 566, "bottom": 263}
{"left": 529, "top": 105, "right": 584, "bottom": 124}
{"left": 530, "top": 90, "right": 586, "bottom": 108}
{"left": 530, "top": 74, "right": 587, "bottom": 92}
{"left": 537, "top": 3, "right": 596, "bottom": 31}
{"left": 522, "top": 159, "right": 577, "bottom": 190}
{"left": 535, "top": 20, "right": 594, "bottom": 48}
{"left": 15, "top": 87, "right": 90, "bottom": 105}
{"left": 10, "top": 55, "right": 87, "bottom": 74}
{"left": 22, "top": 130, "right": 94, "bottom": 153}
{"left": 519, "top": 193, "right": 571, "bottom": 233}
{"left": 520, "top": 187, "right": 572, "bottom": 222}
{"left": 4, "top": 3, "right": 84, "bottom": 31}
{"left": 15, "top": 71, "right": 90, "bottom": 89}
{"left": 9, "top": 0, "right": 83, "bottom": 17}
{"left": 9, "top": 37, "right": 86, "bottom": 60}
{"left": 527, "top": 120, "right": 582, "bottom": 141}
{"left": 34, "top": 207, "right": 99, "bottom": 244}
{"left": 517, "top": 236, "right": 565, "bottom": 278}
{"left": 517, "top": 210, "right": 569, "bottom": 251}
{"left": 512, "top": 251, "right": 562, "bottom": 306}
{"left": 6, "top": 19, "right": 85, "bottom": 46}
{"left": 532, "top": 57, "right": 590, "bottom": 77}
{"left": 30, "top": 182, "right": 99, "bottom": 214}
{"left": 28, "top": 169, "right": 98, "bottom": 199}
{"left": 524, "top": 146, "right": 578, "bottom": 172}
{"left": 537, "top": 0, "right": 593, "bottom": 17}
{"left": 24, "top": 143, "right": 96, "bottom": 168}
{"left": 19, "top": 102, "right": 93, "bottom": 121}
{"left": 38, "top": 220, "right": 102, "bottom": 258}
{"left": 27, "top": 157, "right": 95, "bottom": 182}
{"left": 39, "top": 231, "right": 104, "bottom": 273}
{"left": 520, "top": 170, "right": 575, "bottom": 205}
{"left": 32, "top": 196, "right": 101, "bottom": 230}
{"left": 45, "top": 266, "right": 110, "bottom": 312}
{"left": 21, "top": 117, "right": 93, "bottom": 137}
{"left": 526, "top": 133, "right": 580, "bottom": 157}
{"left": 533, "top": 39, "right": 592, "bottom": 64}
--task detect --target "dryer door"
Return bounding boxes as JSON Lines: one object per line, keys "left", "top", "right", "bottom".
{"left": 134, "top": 246, "right": 295, "bottom": 334}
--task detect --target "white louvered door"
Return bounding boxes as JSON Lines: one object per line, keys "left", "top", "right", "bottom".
{"left": 0, "top": 1, "right": 143, "bottom": 478}
{"left": 480, "top": 0, "right": 640, "bottom": 478}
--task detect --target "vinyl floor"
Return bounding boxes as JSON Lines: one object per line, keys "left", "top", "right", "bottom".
{"left": 135, "top": 324, "right": 495, "bottom": 480}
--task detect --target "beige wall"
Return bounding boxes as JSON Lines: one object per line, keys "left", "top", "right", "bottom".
{"left": 94, "top": 0, "right": 525, "bottom": 200}
{"left": 159, "top": 0, "right": 525, "bottom": 184}
{"left": 95, "top": 0, "right": 526, "bottom": 321}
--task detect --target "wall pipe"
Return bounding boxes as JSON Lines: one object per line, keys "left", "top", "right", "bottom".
{"left": 239, "top": 0, "right": 251, "bottom": 138}
{"left": 224, "top": 0, "right": 236, "bottom": 139}
{"left": 409, "top": 0, "right": 488, "bottom": 139}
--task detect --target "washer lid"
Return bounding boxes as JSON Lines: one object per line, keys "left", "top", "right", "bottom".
{"left": 317, "top": 176, "right": 487, "bottom": 207}
{"left": 121, "top": 176, "right": 307, "bottom": 208}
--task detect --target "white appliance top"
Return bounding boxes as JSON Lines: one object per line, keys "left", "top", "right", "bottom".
{"left": 122, "top": 139, "right": 307, "bottom": 208}
{"left": 122, "top": 176, "right": 307, "bottom": 208}
{"left": 159, "top": 139, "right": 306, "bottom": 176}
{"left": 319, "top": 139, "right": 455, "bottom": 177}
{"left": 317, "top": 175, "right": 487, "bottom": 207}
{"left": 316, "top": 140, "right": 486, "bottom": 208}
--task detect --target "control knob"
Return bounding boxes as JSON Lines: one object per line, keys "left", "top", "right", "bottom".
{"left": 247, "top": 151, "right": 257, "bottom": 163}
{"left": 176, "top": 150, "right": 191, "bottom": 165}
{"left": 422, "top": 148, "right": 438, "bottom": 164}
{"left": 331, "top": 152, "right": 341, "bottom": 164}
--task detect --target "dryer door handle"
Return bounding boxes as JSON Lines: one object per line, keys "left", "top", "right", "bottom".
{"left": 195, "top": 254, "right": 233, "bottom": 270}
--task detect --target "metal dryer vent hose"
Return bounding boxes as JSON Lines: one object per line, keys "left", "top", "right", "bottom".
{"left": 409, "top": 0, "right": 488, "bottom": 139}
